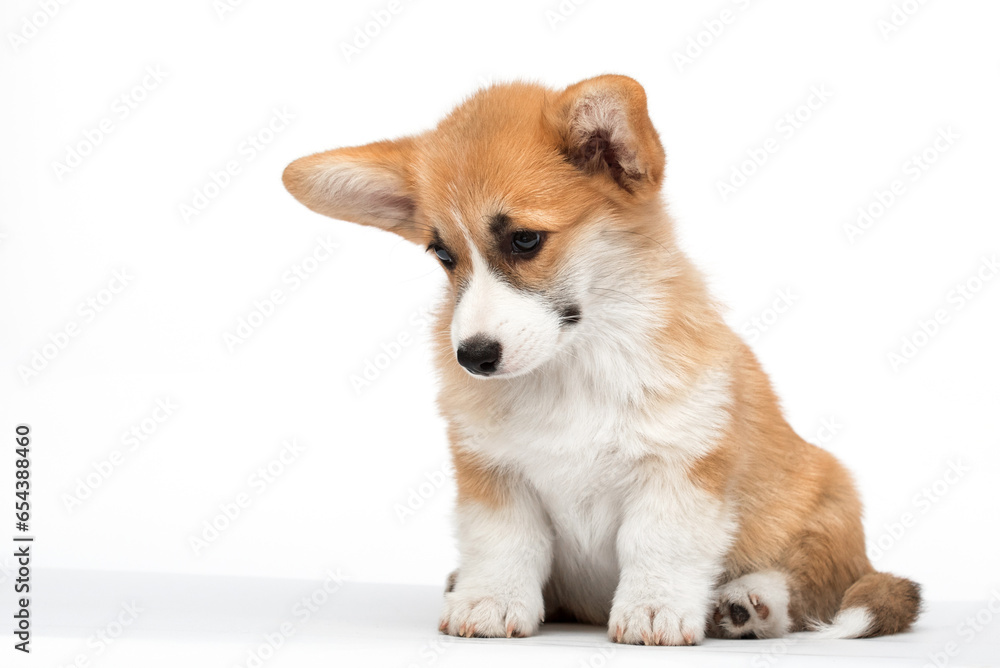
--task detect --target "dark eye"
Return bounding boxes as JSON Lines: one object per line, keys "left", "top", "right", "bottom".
{"left": 511, "top": 230, "right": 542, "bottom": 254}
{"left": 430, "top": 244, "right": 454, "bottom": 267}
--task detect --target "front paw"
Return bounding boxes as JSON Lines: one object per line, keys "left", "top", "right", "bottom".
{"left": 439, "top": 588, "right": 543, "bottom": 638}
{"left": 608, "top": 597, "right": 707, "bottom": 646}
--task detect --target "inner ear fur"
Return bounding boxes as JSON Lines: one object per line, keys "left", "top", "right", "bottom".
{"left": 556, "top": 75, "right": 665, "bottom": 197}
{"left": 282, "top": 137, "right": 424, "bottom": 244}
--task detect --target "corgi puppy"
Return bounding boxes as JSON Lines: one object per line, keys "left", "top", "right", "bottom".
{"left": 282, "top": 75, "right": 921, "bottom": 644}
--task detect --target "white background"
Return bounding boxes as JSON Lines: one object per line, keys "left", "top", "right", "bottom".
{"left": 2, "top": 0, "right": 999, "bottom": 630}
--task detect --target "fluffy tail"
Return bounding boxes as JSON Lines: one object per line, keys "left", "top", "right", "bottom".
{"left": 810, "top": 572, "right": 922, "bottom": 639}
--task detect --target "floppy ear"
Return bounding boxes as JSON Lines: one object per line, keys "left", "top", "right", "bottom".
{"left": 556, "top": 75, "right": 665, "bottom": 198}
{"left": 282, "top": 137, "right": 422, "bottom": 243}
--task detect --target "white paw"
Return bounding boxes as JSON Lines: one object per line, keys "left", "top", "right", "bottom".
{"left": 712, "top": 571, "right": 791, "bottom": 639}
{"left": 439, "top": 587, "right": 543, "bottom": 638}
{"left": 608, "top": 596, "right": 707, "bottom": 646}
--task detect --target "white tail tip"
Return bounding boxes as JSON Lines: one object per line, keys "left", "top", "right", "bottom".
{"left": 809, "top": 607, "right": 873, "bottom": 639}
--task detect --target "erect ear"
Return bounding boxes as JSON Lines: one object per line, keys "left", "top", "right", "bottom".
{"left": 282, "top": 136, "right": 422, "bottom": 243}
{"left": 555, "top": 75, "right": 665, "bottom": 198}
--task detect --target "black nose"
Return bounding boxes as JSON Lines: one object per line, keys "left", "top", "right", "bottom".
{"left": 456, "top": 336, "right": 502, "bottom": 376}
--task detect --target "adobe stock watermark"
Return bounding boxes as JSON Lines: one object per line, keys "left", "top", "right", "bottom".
{"left": 224, "top": 235, "right": 338, "bottom": 352}
{"left": 877, "top": 0, "right": 931, "bottom": 41}
{"left": 0, "top": 554, "right": 17, "bottom": 587}
{"left": 213, "top": 0, "right": 249, "bottom": 20}
{"left": 738, "top": 288, "right": 798, "bottom": 344}
{"left": 234, "top": 568, "right": 350, "bottom": 668}
{"left": 752, "top": 636, "right": 798, "bottom": 668}
{"left": 578, "top": 646, "right": 617, "bottom": 668}
{"left": 179, "top": 106, "right": 294, "bottom": 223}
{"left": 886, "top": 254, "right": 997, "bottom": 372}
{"left": 51, "top": 65, "right": 168, "bottom": 181}
{"left": 868, "top": 458, "right": 970, "bottom": 563}
{"left": 6, "top": 0, "right": 72, "bottom": 52}
{"left": 843, "top": 126, "right": 959, "bottom": 244}
{"left": 350, "top": 302, "right": 434, "bottom": 395}
{"left": 392, "top": 409, "right": 505, "bottom": 524}
{"left": 17, "top": 268, "right": 134, "bottom": 384}
{"left": 61, "top": 398, "right": 179, "bottom": 512}
{"left": 340, "top": 0, "right": 414, "bottom": 63}
{"left": 189, "top": 438, "right": 306, "bottom": 556}
{"left": 671, "top": 0, "right": 754, "bottom": 73}
{"left": 402, "top": 637, "right": 456, "bottom": 668}
{"left": 544, "top": 0, "right": 591, "bottom": 31}
{"left": 715, "top": 85, "right": 833, "bottom": 202}
{"left": 923, "top": 588, "right": 1000, "bottom": 668}
{"left": 55, "top": 601, "right": 144, "bottom": 668}
{"left": 395, "top": 459, "right": 454, "bottom": 524}
{"left": 810, "top": 416, "right": 844, "bottom": 447}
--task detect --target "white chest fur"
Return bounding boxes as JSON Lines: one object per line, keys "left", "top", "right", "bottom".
{"left": 451, "top": 330, "right": 735, "bottom": 622}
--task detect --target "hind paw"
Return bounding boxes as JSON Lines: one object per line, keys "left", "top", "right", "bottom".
{"left": 711, "top": 571, "right": 790, "bottom": 639}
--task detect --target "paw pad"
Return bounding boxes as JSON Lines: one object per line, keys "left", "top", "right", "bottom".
{"left": 729, "top": 602, "right": 751, "bottom": 626}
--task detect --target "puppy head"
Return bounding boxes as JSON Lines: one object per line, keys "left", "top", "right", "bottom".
{"left": 283, "top": 75, "right": 666, "bottom": 379}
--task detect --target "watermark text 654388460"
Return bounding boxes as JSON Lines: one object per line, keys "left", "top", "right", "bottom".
{"left": 13, "top": 424, "right": 34, "bottom": 653}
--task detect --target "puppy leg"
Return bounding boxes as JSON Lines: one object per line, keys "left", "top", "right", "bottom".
{"left": 710, "top": 571, "right": 792, "bottom": 639}
{"left": 609, "top": 461, "right": 734, "bottom": 645}
{"left": 440, "top": 464, "right": 552, "bottom": 638}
